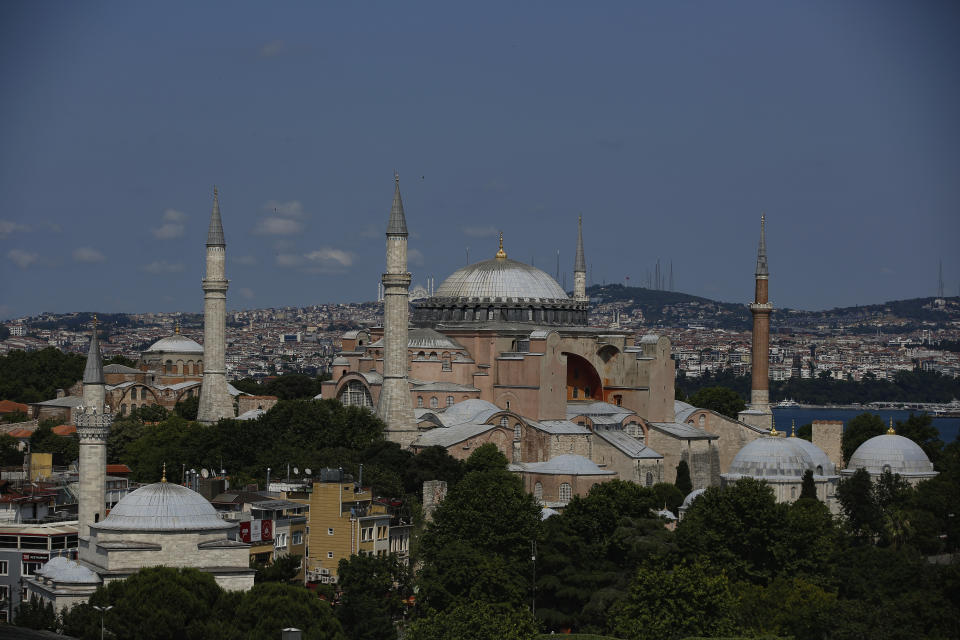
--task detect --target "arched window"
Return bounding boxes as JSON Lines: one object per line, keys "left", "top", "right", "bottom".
{"left": 131, "top": 403, "right": 137, "bottom": 411}
{"left": 816, "top": 465, "right": 823, "bottom": 476}
{"left": 446, "top": 396, "right": 454, "bottom": 407}
{"left": 882, "top": 464, "right": 892, "bottom": 474}
{"left": 417, "top": 396, "right": 424, "bottom": 408}
{"left": 791, "top": 486, "right": 797, "bottom": 499}
{"left": 558, "top": 483, "right": 572, "bottom": 503}
{"left": 430, "top": 397, "right": 439, "bottom": 409}
{"left": 121, "top": 404, "right": 127, "bottom": 415}
{"left": 442, "top": 354, "right": 451, "bottom": 371}
{"left": 500, "top": 416, "right": 509, "bottom": 427}
{"left": 534, "top": 482, "right": 543, "bottom": 501}
{"left": 338, "top": 380, "right": 373, "bottom": 408}
{"left": 614, "top": 395, "right": 623, "bottom": 407}
{"left": 645, "top": 472, "right": 653, "bottom": 487}
{"left": 165, "top": 360, "right": 173, "bottom": 373}
{"left": 514, "top": 424, "right": 522, "bottom": 441}
{"left": 141, "top": 388, "right": 149, "bottom": 400}
{"left": 698, "top": 414, "right": 705, "bottom": 427}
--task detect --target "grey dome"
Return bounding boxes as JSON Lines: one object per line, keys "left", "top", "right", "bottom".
{"left": 434, "top": 258, "right": 569, "bottom": 302}
{"left": 95, "top": 482, "right": 233, "bottom": 532}
{"left": 145, "top": 334, "right": 204, "bottom": 355}
{"left": 680, "top": 488, "right": 706, "bottom": 510}
{"left": 725, "top": 436, "right": 836, "bottom": 481}
{"left": 37, "top": 557, "right": 100, "bottom": 584}
{"left": 844, "top": 434, "right": 936, "bottom": 478}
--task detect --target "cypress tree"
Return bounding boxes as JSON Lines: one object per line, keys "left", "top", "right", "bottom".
{"left": 675, "top": 459, "right": 693, "bottom": 496}
{"left": 800, "top": 468, "right": 818, "bottom": 501}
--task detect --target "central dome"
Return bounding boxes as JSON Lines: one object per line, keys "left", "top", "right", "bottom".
{"left": 95, "top": 482, "right": 233, "bottom": 532}
{"left": 434, "top": 257, "right": 569, "bottom": 302}
{"left": 145, "top": 334, "right": 204, "bottom": 354}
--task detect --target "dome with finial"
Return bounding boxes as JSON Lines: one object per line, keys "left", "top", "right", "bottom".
{"left": 842, "top": 419, "right": 936, "bottom": 480}
{"left": 94, "top": 480, "right": 233, "bottom": 532}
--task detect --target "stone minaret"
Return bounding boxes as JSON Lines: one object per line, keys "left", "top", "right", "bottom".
{"left": 742, "top": 214, "right": 773, "bottom": 430}
{"left": 573, "top": 215, "right": 587, "bottom": 303}
{"left": 76, "top": 316, "right": 112, "bottom": 538}
{"left": 377, "top": 174, "right": 416, "bottom": 446}
{"left": 197, "top": 187, "right": 234, "bottom": 424}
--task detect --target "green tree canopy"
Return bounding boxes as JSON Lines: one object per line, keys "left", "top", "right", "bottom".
{"left": 841, "top": 413, "right": 886, "bottom": 463}
{"left": 687, "top": 386, "right": 745, "bottom": 419}
{"left": 407, "top": 602, "right": 537, "bottom": 640}
{"left": 336, "top": 553, "right": 411, "bottom": 640}
{"left": 674, "top": 459, "right": 693, "bottom": 495}
{"left": 800, "top": 469, "right": 817, "bottom": 501}
{"left": 0, "top": 347, "right": 85, "bottom": 403}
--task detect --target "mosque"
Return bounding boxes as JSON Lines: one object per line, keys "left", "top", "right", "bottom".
{"left": 25, "top": 191, "right": 255, "bottom": 614}
{"left": 323, "top": 177, "right": 784, "bottom": 493}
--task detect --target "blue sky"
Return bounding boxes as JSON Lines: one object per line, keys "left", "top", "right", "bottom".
{"left": 1, "top": 1, "right": 957, "bottom": 319}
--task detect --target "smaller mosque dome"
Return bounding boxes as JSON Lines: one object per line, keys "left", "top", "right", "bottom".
{"left": 725, "top": 436, "right": 836, "bottom": 481}
{"left": 145, "top": 334, "right": 204, "bottom": 355}
{"left": 680, "top": 488, "right": 706, "bottom": 511}
{"left": 95, "top": 482, "right": 233, "bottom": 532}
{"left": 36, "top": 557, "right": 101, "bottom": 584}
{"left": 845, "top": 434, "right": 936, "bottom": 477}
{"left": 332, "top": 356, "right": 351, "bottom": 366}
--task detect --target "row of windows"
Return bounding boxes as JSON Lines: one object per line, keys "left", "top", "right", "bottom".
{"left": 417, "top": 395, "right": 455, "bottom": 409}
{"left": 163, "top": 360, "right": 202, "bottom": 375}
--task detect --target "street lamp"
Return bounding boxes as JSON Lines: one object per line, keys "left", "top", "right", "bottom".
{"left": 93, "top": 605, "right": 113, "bottom": 640}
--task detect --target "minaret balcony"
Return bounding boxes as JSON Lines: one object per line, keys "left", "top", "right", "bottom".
{"left": 749, "top": 302, "right": 773, "bottom": 312}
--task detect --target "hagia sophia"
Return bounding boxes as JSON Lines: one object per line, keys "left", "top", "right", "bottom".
{"left": 23, "top": 179, "right": 938, "bottom": 613}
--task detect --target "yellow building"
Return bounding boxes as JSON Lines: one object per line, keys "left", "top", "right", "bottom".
{"left": 288, "top": 471, "right": 411, "bottom": 584}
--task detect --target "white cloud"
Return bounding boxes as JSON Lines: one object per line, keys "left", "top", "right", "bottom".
{"left": 234, "top": 255, "right": 258, "bottom": 266}
{"left": 408, "top": 248, "right": 425, "bottom": 266}
{"left": 73, "top": 247, "right": 106, "bottom": 263}
{"left": 0, "top": 220, "right": 30, "bottom": 238}
{"left": 463, "top": 225, "right": 498, "bottom": 238}
{"left": 7, "top": 249, "right": 38, "bottom": 268}
{"left": 239, "top": 287, "right": 255, "bottom": 300}
{"left": 263, "top": 200, "right": 304, "bottom": 217}
{"left": 142, "top": 260, "right": 184, "bottom": 274}
{"left": 256, "top": 217, "right": 303, "bottom": 235}
{"left": 304, "top": 248, "right": 353, "bottom": 267}
{"left": 151, "top": 209, "right": 187, "bottom": 239}
{"left": 260, "top": 40, "right": 285, "bottom": 58}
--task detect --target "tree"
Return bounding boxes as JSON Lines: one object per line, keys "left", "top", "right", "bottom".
{"left": 462, "top": 443, "right": 508, "bottom": 473}
{"left": 796, "top": 422, "right": 813, "bottom": 441}
{"left": 234, "top": 582, "right": 347, "bottom": 640}
{"left": 651, "top": 482, "right": 685, "bottom": 514}
{"left": 337, "top": 553, "right": 411, "bottom": 640}
{"left": 896, "top": 413, "right": 943, "bottom": 464}
{"left": 674, "top": 459, "right": 693, "bottom": 496}
{"left": 105, "top": 354, "right": 137, "bottom": 368}
{"left": 611, "top": 562, "right": 739, "bottom": 640}
{"left": 407, "top": 602, "right": 537, "bottom": 640}
{"left": 0, "top": 433, "right": 24, "bottom": 466}
{"left": 687, "top": 386, "right": 745, "bottom": 419}
{"left": 0, "top": 347, "right": 85, "bottom": 403}
{"left": 15, "top": 594, "right": 57, "bottom": 631}
{"left": 174, "top": 394, "right": 200, "bottom": 420}
{"left": 29, "top": 422, "right": 79, "bottom": 465}
{"left": 800, "top": 469, "right": 817, "bottom": 501}
{"left": 254, "top": 553, "right": 303, "bottom": 584}
{"left": 837, "top": 468, "right": 883, "bottom": 540}
{"left": 842, "top": 413, "right": 885, "bottom": 464}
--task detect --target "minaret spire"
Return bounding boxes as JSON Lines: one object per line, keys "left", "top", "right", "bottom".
{"left": 77, "top": 314, "right": 112, "bottom": 538}
{"left": 573, "top": 215, "right": 587, "bottom": 303}
{"left": 197, "top": 187, "right": 234, "bottom": 424}
{"left": 378, "top": 174, "right": 416, "bottom": 446}
{"left": 741, "top": 214, "right": 774, "bottom": 431}
{"left": 83, "top": 315, "right": 105, "bottom": 387}
{"left": 756, "top": 213, "right": 768, "bottom": 276}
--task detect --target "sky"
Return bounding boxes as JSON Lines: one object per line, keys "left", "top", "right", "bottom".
{"left": 1, "top": 1, "right": 958, "bottom": 320}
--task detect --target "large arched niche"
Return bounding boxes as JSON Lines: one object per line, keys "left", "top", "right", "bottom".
{"left": 564, "top": 352, "right": 603, "bottom": 402}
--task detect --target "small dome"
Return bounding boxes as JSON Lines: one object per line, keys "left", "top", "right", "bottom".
{"left": 332, "top": 356, "right": 350, "bottom": 366}
{"left": 145, "top": 334, "right": 204, "bottom": 355}
{"left": 434, "top": 257, "right": 569, "bottom": 302}
{"left": 681, "top": 488, "right": 706, "bottom": 510}
{"left": 95, "top": 482, "right": 233, "bottom": 531}
{"left": 845, "top": 434, "right": 936, "bottom": 477}
{"left": 725, "top": 436, "right": 836, "bottom": 481}
{"left": 37, "top": 557, "right": 101, "bottom": 584}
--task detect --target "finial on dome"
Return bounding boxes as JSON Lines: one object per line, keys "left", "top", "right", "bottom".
{"left": 770, "top": 415, "right": 778, "bottom": 437}
{"left": 174, "top": 320, "right": 180, "bottom": 335}
{"left": 495, "top": 231, "right": 507, "bottom": 259}
{"left": 92, "top": 314, "right": 98, "bottom": 327}
{"left": 790, "top": 419, "right": 796, "bottom": 437}
{"left": 887, "top": 417, "right": 896, "bottom": 435}
{"left": 161, "top": 462, "right": 167, "bottom": 483}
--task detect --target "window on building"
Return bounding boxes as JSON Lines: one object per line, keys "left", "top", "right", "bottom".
{"left": 446, "top": 396, "right": 454, "bottom": 407}
{"left": 430, "top": 397, "right": 439, "bottom": 409}
{"left": 698, "top": 415, "right": 705, "bottom": 427}
{"left": 417, "top": 396, "right": 424, "bottom": 408}
{"left": 0, "top": 560, "right": 7, "bottom": 575}
{"left": 645, "top": 472, "right": 653, "bottom": 487}
{"left": 614, "top": 395, "right": 623, "bottom": 406}
{"left": 328, "top": 528, "right": 334, "bottom": 536}
{"left": 505, "top": 401, "right": 510, "bottom": 410}
{"left": 500, "top": 416, "right": 508, "bottom": 427}
{"left": 573, "top": 387, "right": 578, "bottom": 399}
{"left": 514, "top": 424, "right": 521, "bottom": 441}
{"left": 791, "top": 486, "right": 797, "bottom": 499}
{"left": 558, "top": 483, "right": 572, "bottom": 503}
{"left": 120, "top": 404, "right": 127, "bottom": 415}
{"left": 327, "top": 552, "right": 334, "bottom": 559}
{"left": 339, "top": 380, "right": 373, "bottom": 408}
{"left": 21, "top": 561, "right": 42, "bottom": 576}
{"left": 533, "top": 482, "right": 543, "bottom": 501}
{"left": 442, "top": 354, "right": 452, "bottom": 371}
{"left": 293, "top": 531, "right": 303, "bottom": 545}
{"left": 165, "top": 360, "right": 173, "bottom": 373}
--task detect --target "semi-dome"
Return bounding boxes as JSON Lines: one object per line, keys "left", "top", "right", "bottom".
{"left": 145, "top": 334, "right": 204, "bottom": 355}
{"left": 843, "top": 434, "right": 936, "bottom": 478}
{"left": 724, "top": 436, "right": 837, "bottom": 481}
{"left": 434, "top": 257, "right": 569, "bottom": 302}
{"left": 94, "top": 481, "right": 233, "bottom": 532}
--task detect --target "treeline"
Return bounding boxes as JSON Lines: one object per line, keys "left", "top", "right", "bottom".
{"left": 232, "top": 373, "right": 330, "bottom": 400}
{"left": 676, "top": 368, "right": 960, "bottom": 405}
{"left": 0, "top": 348, "right": 85, "bottom": 403}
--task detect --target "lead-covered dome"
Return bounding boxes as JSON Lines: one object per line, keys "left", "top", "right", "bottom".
{"left": 724, "top": 436, "right": 837, "bottom": 482}
{"left": 94, "top": 482, "right": 233, "bottom": 532}
{"left": 843, "top": 434, "right": 937, "bottom": 479}
{"left": 434, "top": 258, "right": 569, "bottom": 301}
{"left": 145, "top": 334, "right": 204, "bottom": 355}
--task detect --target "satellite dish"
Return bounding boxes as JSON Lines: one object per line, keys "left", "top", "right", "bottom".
{"left": 293, "top": 467, "right": 299, "bottom": 475}
{"left": 201, "top": 468, "right": 209, "bottom": 479}
{"left": 304, "top": 468, "right": 312, "bottom": 476}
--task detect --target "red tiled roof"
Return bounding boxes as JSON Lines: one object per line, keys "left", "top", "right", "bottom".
{"left": 7, "top": 428, "right": 34, "bottom": 439}
{"left": 106, "top": 464, "right": 132, "bottom": 474}
{"left": 0, "top": 400, "right": 29, "bottom": 414}
{"left": 52, "top": 424, "right": 77, "bottom": 436}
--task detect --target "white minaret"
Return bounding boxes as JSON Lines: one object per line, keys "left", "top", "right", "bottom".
{"left": 574, "top": 215, "right": 587, "bottom": 303}
{"left": 76, "top": 316, "right": 112, "bottom": 538}
{"left": 197, "top": 187, "right": 234, "bottom": 424}
{"left": 377, "top": 173, "right": 417, "bottom": 446}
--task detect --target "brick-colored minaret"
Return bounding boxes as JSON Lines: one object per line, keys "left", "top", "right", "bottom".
{"left": 76, "top": 316, "right": 112, "bottom": 538}
{"left": 745, "top": 214, "right": 773, "bottom": 429}
{"left": 197, "top": 187, "right": 234, "bottom": 424}
{"left": 377, "top": 174, "right": 417, "bottom": 446}
{"left": 573, "top": 215, "right": 587, "bottom": 303}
